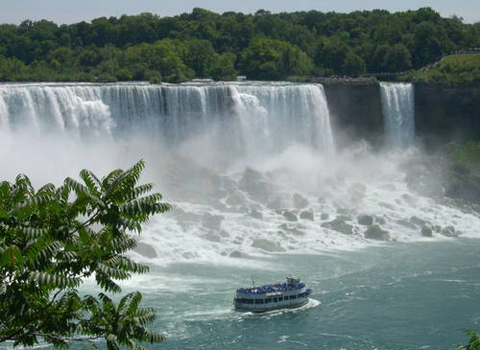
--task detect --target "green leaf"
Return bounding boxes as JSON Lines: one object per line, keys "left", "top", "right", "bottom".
{"left": 0, "top": 246, "right": 24, "bottom": 267}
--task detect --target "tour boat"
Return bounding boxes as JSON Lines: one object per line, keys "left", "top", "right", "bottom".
{"left": 234, "top": 276, "right": 311, "bottom": 312}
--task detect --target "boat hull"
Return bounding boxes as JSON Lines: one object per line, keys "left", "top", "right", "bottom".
{"left": 234, "top": 298, "right": 309, "bottom": 313}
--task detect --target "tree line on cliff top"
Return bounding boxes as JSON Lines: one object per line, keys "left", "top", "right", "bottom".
{"left": 0, "top": 7, "right": 479, "bottom": 82}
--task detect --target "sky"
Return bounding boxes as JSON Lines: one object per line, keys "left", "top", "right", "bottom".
{"left": 0, "top": 0, "right": 479, "bottom": 25}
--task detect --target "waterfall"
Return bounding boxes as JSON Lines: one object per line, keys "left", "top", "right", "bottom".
{"left": 380, "top": 82, "right": 415, "bottom": 149}
{"left": 0, "top": 82, "right": 335, "bottom": 160}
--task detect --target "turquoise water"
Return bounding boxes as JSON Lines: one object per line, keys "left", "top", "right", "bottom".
{"left": 108, "top": 239, "right": 480, "bottom": 350}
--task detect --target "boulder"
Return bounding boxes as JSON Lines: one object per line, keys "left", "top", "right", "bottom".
{"left": 202, "top": 232, "right": 222, "bottom": 242}
{"left": 440, "top": 226, "right": 457, "bottom": 237}
{"left": 278, "top": 223, "right": 305, "bottom": 236}
{"left": 401, "top": 194, "right": 417, "bottom": 206}
{"left": 421, "top": 225, "right": 433, "bottom": 237}
{"left": 238, "top": 167, "right": 274, "bottom": 202}
{"left": 322, "top": 218, "right": 353, "bottom": 235}
{"left": 283, "top": 211, "right": 298, "bottom": 222}
{"left": 226, "top": 191, "right": 247, "bottom": 207}
{"left": 251, "top": 239, "right": 285, "bottom": 252}
{"left": 357, "top": 214, "right": 374, "bottom": 226}
{"left": 374, "top": 216, "right": 386, "bottom": 225}
{"left": 410, "top": 216, "right": 427, "bottom": 226}
{"left": 396, "top": 219, "right": 417, "bottom": 230}
{"left": 229, "top": 250, "right": 250, "bottom": 258}
{"left": 267, "top": 193, "right": 291, "bottom": 210}
{"left": 292, "top": 193, "right": 309, "bottom": 209}
{"left": 320, "top": 213, "right": 330, "bottom": 220}
{"left": 300, "top": 210, "right": 314, "bottom": 221}
{"left": 134, "top": 242, "right": 157, "bottom": 259}
{"left": 379, "top": 202, "right": 396, "bottom": 210}
{"left": 202, "top": 213, "right": 224, "bottom": 230}
{"left": 249, "top": 210, "right": 263, "bottom": 220}
{"left": 364, "top": 225, "right": 390, "bottom": 241}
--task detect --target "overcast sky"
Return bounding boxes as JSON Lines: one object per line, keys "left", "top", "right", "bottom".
{"left": 1, "top": 0, "right": 479, "bottom": 25}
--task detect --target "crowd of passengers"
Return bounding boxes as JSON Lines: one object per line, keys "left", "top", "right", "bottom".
{"left": 237, "top": 282, "right": 305, "bottom": 294}
{"left": 235, "top": 290, "right": 310, "bottom": 305}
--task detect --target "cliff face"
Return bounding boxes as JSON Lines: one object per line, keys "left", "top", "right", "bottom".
{"left": 324, "top": 83, "right": 480, "bottom": 150}
{"left": 414, "top": 85, "right": 480, "bottom": 150}
{"left": 323, "top": 84, "right": 384, "bottom": 149}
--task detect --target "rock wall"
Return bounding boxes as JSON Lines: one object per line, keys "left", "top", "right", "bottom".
{"left": 323, "top": 84, "right": 384, "bottom": 149}
{"left": 414, "top": 84, "right": 480, "bottom": 150}
{"left": 324, "top": 83, "right": 480, "bottom": 151}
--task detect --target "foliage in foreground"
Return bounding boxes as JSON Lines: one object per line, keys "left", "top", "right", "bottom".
{"left": 449, "top": 331, "right": 480, "bottom": 350}
{"left": 0, "top": 160, "right": 170, "bottom": 349}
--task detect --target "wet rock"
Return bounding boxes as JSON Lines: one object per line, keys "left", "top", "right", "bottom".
{"left": 434, "top": 225, "right": 442, "bottom": 233}
{"left": 300, "top": 210, "right": 314, "bottom": 221}
{"left": 217, "top": 175, "right": 237, "bottom": 193}
{"left": 374, "top": 216, "right": 386, "bottom": 225}
{"left": 251, "top": 239, "right": 285, "bottom": 252}
{"left": 320, "top": 213, "right": 330, "bottom": 220}
{"left": 249, "top": 203, "right": 263, "bottom": 212}
{"left": 283, "top": 211, "right": 298, "bottom": 222}
{"left": 318, "top": 196, "right": 326, "bottom": 204}
{"left": 441, "top": 226, "right": 457, "bottom": 237}
{"left": 293, "top": 193, "right": 309, "bottom": 209}
{"left": 134, "top": 242, "right": 157, "bottom": 259}
{"left": 226, "top": 191, "right": 247, "bottom": 207}
{"left": 202, "top": 232, "right": 222, "bottom": 242}
{"left": 249, "top": 210, "right": 263, "bottom": 220}
{"left": 168, "top": 207, "right": 201, "bottom": 222}
{"left": 337, "top": 207, "right": 355, "bottom": 215}
{"left": 421, "top": 225, "right": 433, "bottom": 237}
{"left": 267, "top": 193, "right": 291, "bottom": 210}
{"left": 278, "top": 223, "right": 305, "bottom": 236}
{"left": 238, "top": 167, "right": 274, "bottom": 203}
{"left": 322, "top": 218, "right": 353, "bottom": 235}
{"left": 202, "top": 213, "right": 224, "bottom": 230}
{"left": 401, "top": 194, "right": 417, "bottom": 206}
{"left": 364, "top": 225, "right": 390, "bottom": 241}
{"left": 337, "top": 214, "right": 353, "bottom": 222}
{"left": 219, "top": 230, "right": 230, "bottom": 237}
{"left": 396, "top": 219, "right": 417, "bottom": 230}
{"left": 379, "top": 202, "right": 396, "bottom": 210}
{"left": 410, "top": 216, "right": 427, "bottom": 227}
{"left": 229, "top": 250, "right": 250, "bottom": 258}
{"left": 357, "top": 214, "right": 374, "bottom": 226}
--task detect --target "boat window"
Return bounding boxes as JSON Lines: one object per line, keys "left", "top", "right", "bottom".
{"left": 246, "top": 298, "right": 254, "bottom": 304}
{"left": 255, "top": 299, "right": 264, "bottom": 304}
{"left": 265, "top": 298, "right": 272, "bottom": 303}
{"left": 290, "top": 295, "right": 297, "bottom": 300}
{"left": 273, "top": 297, "right": 278, "bottom": 302}
{"left": 278, "top": 297, "right": 283, "bottom": 301}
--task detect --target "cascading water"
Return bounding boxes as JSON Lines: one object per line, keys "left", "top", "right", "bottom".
{"left": 380, "top": 82, "right": 415, "bottom": 150}
{"left": 0, "top": 82, "right": 334, "bottom": 159}
{"left": 0, "top": 81, "right": 479, "bottom": 266}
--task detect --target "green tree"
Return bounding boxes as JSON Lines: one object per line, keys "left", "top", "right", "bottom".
{"left": 0, "top": 160, "right": 170, "bottom": 349}
{"left": 241, "top": 38, "right": 312, "bottom": 80}
{"left": 211, "top": 52, "right": 238, "bottom": 81}
{"left": 342, "top": 53, "right": 367, "bottom": 77}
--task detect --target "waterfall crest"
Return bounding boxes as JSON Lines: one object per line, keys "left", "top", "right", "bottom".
{"left": 0, "top": 82, "right": 335, "bottom": 159}
{"left": 380, "top": 82, "right": 415, "bottom": 149}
